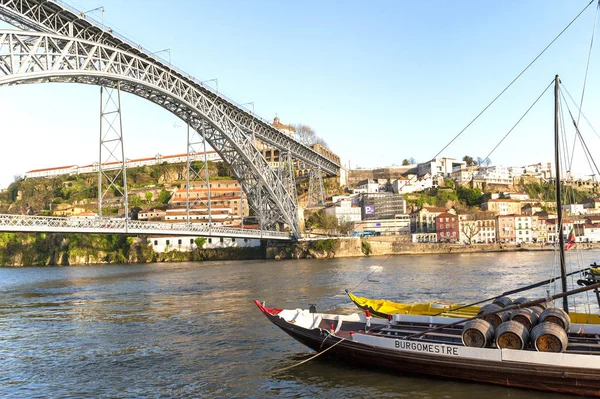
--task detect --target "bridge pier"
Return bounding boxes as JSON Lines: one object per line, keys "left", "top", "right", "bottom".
{"left": 98, "top": 83, "right": 129, "bottom": 226}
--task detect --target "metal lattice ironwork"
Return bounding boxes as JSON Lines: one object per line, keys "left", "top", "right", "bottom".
{"left": 98, "top": 83, "right": 128, "bottom": 220}
{"left": 186, "top": 123, "right": 212, "bottom": 227}
{"left": 0, "top": 214, "right": 292, "bottom": 239}
{"left": 0, "top": 0, "right": 339, "bottom": 176}
{"left": 278, "top": 150, "right": 297, "bottom": 206}
{"left": 307, "top": 166, "right": 325, "bottom": 207}
{"left": 0, "top": 30, "right": 299, "bottom": 237}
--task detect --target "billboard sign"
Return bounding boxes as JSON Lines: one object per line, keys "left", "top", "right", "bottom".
{"left": 365, "top": 205, "right": 375, "bottom": 215}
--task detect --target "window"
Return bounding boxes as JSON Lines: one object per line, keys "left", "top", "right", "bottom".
{"left": 178, "top": 239, "right": 182, "bottom": 245}
{"left": 190, "top": 239, "right": 194, "bottom": 244}
{"left": 154, "top": 240, "right": 158, "bottom": 245}
{"left": 244, "top": 238, "right": 248, "bottom": 243}
{"left": 166, "top": 240, "right": 170, "bottom": 245}
{"left": 208, "top": 238, "right": 212, "bottom": 244}
{"left": 232, "top": 238, "right": 236, "bottom": 242}
{"left": 220, "top": 237, "right": 224, "bottom": 243}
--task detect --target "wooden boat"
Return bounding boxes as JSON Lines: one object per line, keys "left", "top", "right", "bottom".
{"left": 257, "top": 75, "right": 600, "bottom": 396}
{"left": 346, "top": 289, "right": 600, "bottom": 324}
{"left": 255, "top": 288, "right": 600, "bottom": 397}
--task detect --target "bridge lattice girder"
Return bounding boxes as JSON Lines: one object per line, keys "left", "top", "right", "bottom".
{"left": 0, "top": 0, "right": 340, "bottom": 176}
{"left": 0, "top": 30, "right": 299, "bottom": 237}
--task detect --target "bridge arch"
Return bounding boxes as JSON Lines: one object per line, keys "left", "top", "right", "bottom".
{"left": 0, "top": 31, "right": 299, "bottom": 237}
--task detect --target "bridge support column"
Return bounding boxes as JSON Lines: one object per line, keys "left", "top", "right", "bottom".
{"left": 307, "top": 165, "right": 325, "bottom": 207}
{"left": 186, "top": 122, "right": 212, "bottom": 232}
{"left": 98, "top": 83, "right": 128, "bottom": 225}
{"left": 278, "top": 151, "right": 297, "bottom": 206}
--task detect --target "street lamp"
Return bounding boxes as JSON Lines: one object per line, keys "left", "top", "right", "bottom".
{"left": 150, "top": 48, "right": 171, "bottom": 67}
{"left": 80, "top": 6, "right": 104, "bottom": 29}
{"left": 201, "top": 78, "right": 218, "bottom": 94}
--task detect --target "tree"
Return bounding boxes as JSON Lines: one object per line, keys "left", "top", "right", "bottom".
{"left": 460, "top": 220, "right": 481, "bottom": 244}
{"left": 294, "top": 124, "right": 317, "bottom": 145}
{"left": 294, "top": 123, "right": 329, "bottom": 148}
{"left": 463, "top": 156, "right": 476, "bottom": 166}
{"left": 402, "top": 159, "right": 410, "bottom": 166}
{"left": 457, "top": 186, "right": 483, "bottom": 207}
{"left": 145, "top": 192, "right": 153, "bottom": 202}
{"left": 194, "top": 237, "right": 207, "bottom": 250}
{"left": 409, "top": 157, "right": 416, "bottom": 164}
{"left": 158, "top": 189, "right": 171, "bottom": 204}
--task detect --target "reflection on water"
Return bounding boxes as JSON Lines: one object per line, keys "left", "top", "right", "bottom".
{"left": 0, "top": 252, "right": 597, "bottom": 398}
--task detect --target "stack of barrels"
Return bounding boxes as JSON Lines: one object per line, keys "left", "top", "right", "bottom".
{"left": 461, "top": 296, "right": 570, "bottom": 353}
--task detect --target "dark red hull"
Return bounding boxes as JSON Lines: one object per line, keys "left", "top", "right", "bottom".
{"left": 257, "top": 303, "right": 600, "bottom": 397}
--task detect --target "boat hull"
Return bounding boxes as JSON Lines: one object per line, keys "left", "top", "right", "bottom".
{"left": 259, "top": 304, "right": 600, "bottom": 397}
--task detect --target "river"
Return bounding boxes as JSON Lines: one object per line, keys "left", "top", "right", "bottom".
{"left": 0, "top": 251, "right": 598, "bottom": 398}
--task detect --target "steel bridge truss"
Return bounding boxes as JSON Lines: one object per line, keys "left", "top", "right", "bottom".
{"left": 0, "top": 213, "right": 292, "bottom": 240}
{"left": 0, "top": 30, "right": 299, "bottom": 237}
{"left": 0, "top": 0, "right": 339, "bottom": 176}
{"left": 98, "top": 83, "right": 128, "bottom": 218}
{"left": 186, "top": 123, "right": 212, "bottom": 227}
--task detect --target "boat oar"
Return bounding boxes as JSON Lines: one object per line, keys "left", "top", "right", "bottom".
{"left": 404, "top": 281, "right": 600, "bottom": 340}
{"left": 432, "top": 266, "right": 591, "bottom": 316}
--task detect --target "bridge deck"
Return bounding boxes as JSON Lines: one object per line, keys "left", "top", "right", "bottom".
{"left": 0, "top": 214, "right": 292, "bottom": 240}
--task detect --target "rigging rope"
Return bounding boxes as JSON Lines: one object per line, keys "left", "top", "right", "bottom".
{"left": 462, "top": 79, "right": 554, "bottom": 183}
{"left": 267, "top": 332, "right": 346, "bottom": 374}
{"left": 431, "top": 0, "right": 596, "bottom": 160}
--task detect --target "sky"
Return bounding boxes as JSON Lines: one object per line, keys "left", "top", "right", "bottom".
{"left": 1, "top": 0, "right": 600, "bottom": 188}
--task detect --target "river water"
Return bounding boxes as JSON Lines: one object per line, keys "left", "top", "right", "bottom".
{"left": 0, "top": 251, "right": 598, "bottom": 398}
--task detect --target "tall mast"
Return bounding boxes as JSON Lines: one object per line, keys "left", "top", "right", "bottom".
{"left": 554, "top": 74, "right": 569, "bottom": 313}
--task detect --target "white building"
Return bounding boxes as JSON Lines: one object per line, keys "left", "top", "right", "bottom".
{"left": 354, "top": 215, "right": 410, "bottom": 235}
{"left": 583, "top": 225, "right": 600, "bottom": 243}
{"left": 417, "top": 158, "right": 466, "bottom": 178}
{"left": 324, "top": 199, "right": 362, "bottom": 223}
{"left": 25, "top": 151, "right": 222, "bottom": 179}
{"left": 150, "top": 236, "right": 260, "bottom": 253}
{"left": 357, "top": 179, "right": 379, "bottom": 193}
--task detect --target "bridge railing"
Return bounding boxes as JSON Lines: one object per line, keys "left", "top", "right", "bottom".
{"left": 0, "top": 214, "right": 291, "bottom": 239}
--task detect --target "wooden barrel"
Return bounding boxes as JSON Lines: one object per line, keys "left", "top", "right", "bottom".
{"left": 513, "top": 296, "right": 529, "bottom": 305}
{"left": 495, "top": 320, "right": 530, "bottom": 350}
{"left": 539, "top": 308, "right": 571, "bottom": 331}
{"left": 462, "top": 319, "right": 495, "bottom": 348}
{"left": 478, "top": 304, "right": 509, "bottom": 329}
{"left": 510, "top": 308, "right": 539, "bottom": 331}
{"left": 492, "top": 296, "right": 513, "bottom": 308}
{"left": 527, "top": 306, "right": 542, "bottom": 318}
{"left": 531, "top": 322, "right": 569, "bottom": 353}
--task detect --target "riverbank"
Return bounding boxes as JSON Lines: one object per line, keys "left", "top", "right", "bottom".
{"left": 266, "top": 237, "right": 600, "bottom": 260}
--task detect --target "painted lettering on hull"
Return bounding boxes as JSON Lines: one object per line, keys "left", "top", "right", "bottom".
{"left": 395, "top": 340, "right": 459, "bottom": 356}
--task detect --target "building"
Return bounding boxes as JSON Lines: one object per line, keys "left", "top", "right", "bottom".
{"left": 357, "top": 179, "right": 380, "bottom": 193}
{"left": 324, "top": 199, "right": 362, "bottom": 223}
{"left": 496, "top": 214, "right": 516, "bottom": 243}
{"left": 138, "top": 209, "right": 166, "bottom": 221}
{"left": 360, "top": 192, "right": 406, "bottom": 220}
{"left": 150, "top": 236, "right": 260, "bottom": 253}
{"left": 459, "top": 214, "right": 496, "bottom": 244}
{"left": 410, "top": 207, "right": 447, "bottom": 233}
{"left": 170, "top": 180, "right": 248, "bottom": 222}
{"left": 482, "top": 199, "right": 523, "bottom": 215}
{"left": 353, "top": 215, "right": 410, "bottom": 235}
{"left": 417, "top": 158, "right": 466, "bottom": 178}
{"left": 435, "top": 212, "right": 459, "bottom": 243}
{"left": 25, "top": 151, "right": 222, "bottom": 179}
{"left": 514, "top": 215, "right": 538, "bottom": 243}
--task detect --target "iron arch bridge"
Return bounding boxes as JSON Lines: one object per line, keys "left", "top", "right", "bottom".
{"left": 0, "top": 1, "right": 340, "bottom": 240}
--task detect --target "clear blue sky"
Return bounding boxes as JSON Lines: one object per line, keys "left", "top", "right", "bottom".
{"left": 1, "top": 0, "right": 600, "bottom": 188}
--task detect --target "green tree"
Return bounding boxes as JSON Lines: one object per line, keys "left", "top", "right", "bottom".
{"left": 194, "top": 237, "right": 207, "bottom": 249}
{"left": 158, "top": 189, "right": 171, "bottom": 204}
{"left": 457, "top": 186, "right": 483, "bottom": 207}
{"left": 463, "top": 155, "right": 476, "bottom": 166}
{"left": 402, "top": 159, "right": 410, "bottom": 166}
{"left": 145, "top": 192, "right": 153, "bottom": 202}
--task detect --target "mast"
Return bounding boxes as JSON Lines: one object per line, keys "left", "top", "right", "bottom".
{"left": 554, "top": 74, "right": 569, "bottom": 313}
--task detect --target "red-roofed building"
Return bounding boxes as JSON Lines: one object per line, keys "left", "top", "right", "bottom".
{"left": 435, "top": 212, "right": 459, "bottom": 243}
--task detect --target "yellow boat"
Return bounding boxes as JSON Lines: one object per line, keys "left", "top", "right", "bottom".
{"left": 346, "top": 290, "right": 600, "bottom": 325}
